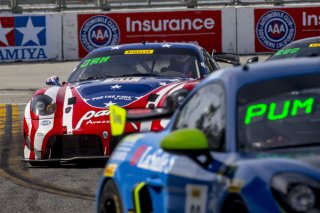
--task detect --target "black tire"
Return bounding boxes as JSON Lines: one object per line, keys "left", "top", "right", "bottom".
{"left": 224, "top": 199, "right": 248, "bottom": 213}
{"left": 98, "top": 180, "right": 124, "bottom": 213}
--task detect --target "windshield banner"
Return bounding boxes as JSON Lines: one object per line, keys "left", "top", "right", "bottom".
{"left": 77, "top": 10, "right": 222, "bottom": 58}
{"left": 254, "top": 7, "right": 320, "bottom": 52}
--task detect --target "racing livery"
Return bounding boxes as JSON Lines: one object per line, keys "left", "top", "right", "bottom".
{"left": 23, "top": 42, "right": 228, "bottom": 164}
{"left": 268, "top": 36, "right": 320, "bottom": 60}
{"left": 248, "top": 36, "right": 320, "bottom": 63}
{"left": 97, "top": 57, "right": 320, "bottom": 213}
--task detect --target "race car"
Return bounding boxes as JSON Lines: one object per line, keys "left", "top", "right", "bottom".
{"left": 247, "top": 36, "right": 320, "bottom": 63}
{"left": 23, "top": 42, "right": 238, "bottom": 165}
{"left": 97, "top": 57, "right": 320, "bottom": 213}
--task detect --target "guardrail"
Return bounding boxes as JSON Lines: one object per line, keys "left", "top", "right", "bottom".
{"left": 1, "top": 0, "right": 320, "bottom": 13}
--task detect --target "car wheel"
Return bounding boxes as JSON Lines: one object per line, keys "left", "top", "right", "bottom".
{"left": 99, "top": 180, "right": 124, "bottom": 213}
{"left": 224, "top": 200, "right": 248, "bottom": 213}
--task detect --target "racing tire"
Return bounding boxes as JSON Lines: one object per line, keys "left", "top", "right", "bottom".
{"left": 98, "top": 180, "right": 124, "bottom": 213}
{"left": 223, "top": 199, "right": 248, "bottom": 213}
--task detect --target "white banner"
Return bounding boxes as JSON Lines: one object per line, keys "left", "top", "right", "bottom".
{"left": 0, "top": 13, "right": 62, "bottom": 62}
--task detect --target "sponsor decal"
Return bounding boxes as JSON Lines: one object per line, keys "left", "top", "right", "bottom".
{"left": 123, "top": 134, "right": 145, "bottom": 143}
{"left": 40, "top": 120, "right": 52, "bottom": 126}
{"left": 244, "top": 97, "right": 314, "bottom": 125}
{"left": 89, "top": 95, "right": 134, "bottom": 102}
{"left": 75, "top": 109, "right": 110, "bottom": 129}
{"left": 111, "top": 140, "right": 137, "bottom": 161}
{"left": 256, "top": 10, "right": 296, "bottom": 50}
{"left": 130, "top": 145, "right": 148, "bottom": 165}
{"left": 255, "top": 7, "right": 320, "bottom": 52}
{"left": 78, "top": 11, "right": 221, "bottom": 57}
{"left": 309, "top": 43, "right": 320, "bottom": 47}
{"left": 124, "top": 49, "right": 154, "bottom": 54}
{"left": 274, "top": 47, "right": 300, "bottom": 56}
{"left": 79, "top": 15, "right": 120, "bottom": 53}
{"left": 0, "top": 16, "right": 47, "bottom": 60}
{"left": 80, "top": 56, "right": 110, "bottom": 68}
{"left": 136, "top": 147, "right": 175, "bottom": 173}
{"left": 185, "top": 184, "right": 208, "bottom": 213}
{"left": 104, "top": 77, "right": 142, "bottom": 83}
{"left": 104, "top": 164, "right": 117, "bottom": 177}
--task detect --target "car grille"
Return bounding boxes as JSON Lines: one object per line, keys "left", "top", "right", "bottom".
{"left": 45, "top": 135, "right": 103, "bottom": 159}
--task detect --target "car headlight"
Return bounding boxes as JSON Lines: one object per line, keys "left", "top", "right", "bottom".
{"left": 271, "top": 173, "right": 320, "bottom": 212}
{"left": 31, "top": 95, "right": 56, "bottom": 116}
{"left": 163, "top": 88, "right": 189, "bottom": 110}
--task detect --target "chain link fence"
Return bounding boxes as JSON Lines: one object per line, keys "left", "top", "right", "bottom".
{"left": 1, "top": 0, "right": 320, "bottom": 13}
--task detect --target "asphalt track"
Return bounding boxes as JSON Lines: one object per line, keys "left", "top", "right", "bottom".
{"left": 0, "top": 55, "right": 269, "bottom": 213}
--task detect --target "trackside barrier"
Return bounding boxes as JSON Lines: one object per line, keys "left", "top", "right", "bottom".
{"left": 0, "top": 104, "right": 25, "bottom": 137}
{"left": 1, "top": 4, "right": 320, "bottom": 62}
{"left": 63, "top": 8, "right": 236, "bottom": 60}
{"left": 0, "top": 13, "right": 62, "bottom": 62}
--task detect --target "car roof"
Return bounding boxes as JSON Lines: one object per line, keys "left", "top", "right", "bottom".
{"left": 288, "top": 36, "right": 320, "bottom": 46}
{"left": 203, "top": 57, "right": 320, "bottom": 91}
{"left": 91, "top": 42, "right": 203, "bottom": 53}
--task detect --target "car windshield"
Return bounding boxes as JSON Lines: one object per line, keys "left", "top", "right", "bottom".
{"left": 68, "top": 48, "right": 201, "bottom": 82}
{"left": 268, "top": 41, "right": 320, "bottom": 60}
{"left": 237, "top": 74, "right": 320, "bottom": 151}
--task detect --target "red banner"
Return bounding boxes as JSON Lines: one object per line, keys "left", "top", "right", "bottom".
{"left": 255, "top": 7, "right": 320, "bottom": 52}
{"left": 78, "top": 10, "right": 221, "bottom": 58}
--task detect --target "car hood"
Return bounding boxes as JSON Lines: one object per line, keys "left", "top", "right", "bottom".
{"left": 71, "top": 77, "right": 184, "bottom": 107}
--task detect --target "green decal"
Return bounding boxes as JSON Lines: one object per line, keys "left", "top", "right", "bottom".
{"left": 99, "top": 56, "right": 110, "bottom": 63}
{"left": 80, "top": 56, "right": 110, "bottom": 68}
{"left": 245, "top": 98, "right": 315, "bottom": 125}
{"left": 80, "top": 59, "right": 91, "bottom": 68}
{"left": 244, "top": 104, "right": 267, "bottom": 124}
{"left": 275, "top": 48, "right": 300, "bottom": 56}
{"left": 291, "top": 98, "right": 314, "bottom": 116}
{"left": 90, "top": 57, "right": 100, "bottom": 65}
{"left": 268, "top": 101, "right": 290, "bottom": 120}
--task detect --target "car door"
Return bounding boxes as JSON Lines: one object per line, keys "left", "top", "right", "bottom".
{"left": 165, "top": 82, "right": 227, "bottom": 213}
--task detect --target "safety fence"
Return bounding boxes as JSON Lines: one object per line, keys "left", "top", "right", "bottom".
{"left": 1, "top": 0, "right": 320, "bottom": 13}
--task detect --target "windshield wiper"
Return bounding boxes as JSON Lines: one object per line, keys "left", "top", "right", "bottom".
{"left": 118, "top": 73, "right": 159, "bottom": 77}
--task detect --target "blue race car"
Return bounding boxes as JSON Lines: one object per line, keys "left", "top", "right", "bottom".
{"left": 97, "top": 57, "right": 320, "bottom": 213}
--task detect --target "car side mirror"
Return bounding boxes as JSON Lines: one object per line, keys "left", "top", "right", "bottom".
{"left": 212, "top": 53, "right": 241, "bottom": 66}
{"left": 161, "top": 128, "right": 209, "bottom": 152}
{"left": 46, "top": 76, "right": 61, "bottom": 86}
{"left": 246, "top": 56, "right": 259, "bottom": 64}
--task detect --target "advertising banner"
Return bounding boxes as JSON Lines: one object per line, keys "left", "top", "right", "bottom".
{"left": 0, "top": 14, "right": 62, "bottom": 62}
{"left": 255, "top": 7, "right": 320, "bottom": 52}
{"left": 77, "top": 10, "right": 221, "bottom": 58}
